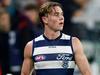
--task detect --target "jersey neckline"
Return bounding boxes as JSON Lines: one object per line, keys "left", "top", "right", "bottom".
{"left": 43, "top": 32, "right": 62, "bottom": 41}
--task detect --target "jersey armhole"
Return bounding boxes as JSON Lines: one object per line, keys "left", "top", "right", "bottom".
{"left": 32, "top": 39, "right": 35, "bottom": 59}
{"left": 70, "top": 36, "right": 75, "bottom": 61}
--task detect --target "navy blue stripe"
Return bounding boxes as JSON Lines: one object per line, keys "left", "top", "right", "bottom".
{"left": 33, "top": 53, "right": 74, "bottom": 62}
{"left": 35, "top": 69, "right": 74, "bottom": 75}
{"left": 34, "top": 40, "right": 71, "bottom": 48}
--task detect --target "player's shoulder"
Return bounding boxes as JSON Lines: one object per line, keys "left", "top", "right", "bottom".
{"left": 25, "top": 34, "right": 44, "bottom": 49}
{"left": 24, "top": 40, "right": 33, "bottom": 57}
{"left": 25, "top": 40, "right": 33, "bottom": 48}
{"left": 71, "top": 36, "right": 83, "bottom": 53}
{"left": 24, "top": 34, "right": 44, "bottom": 49}
{"left": 72, "top": 36, "right": 81, "bottom": 43}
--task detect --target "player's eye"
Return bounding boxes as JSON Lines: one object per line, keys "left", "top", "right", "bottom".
{"left": 54, "top": 13, "right": 59, "bottom": 16}
{"left": 54, "top": 12, "right": 64, "bottom": 17}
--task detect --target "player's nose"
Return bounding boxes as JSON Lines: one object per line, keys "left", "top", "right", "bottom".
{"left": 59, "top": 14, "right": 64, "bottom": 21}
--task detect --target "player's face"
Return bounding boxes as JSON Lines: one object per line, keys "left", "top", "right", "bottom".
{"left": 46, "top": 6, "right": 64, "bottom": 31}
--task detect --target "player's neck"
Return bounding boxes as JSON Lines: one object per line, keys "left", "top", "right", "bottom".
{"left": 44, "top": 29, "right": 61, "bottom": 40}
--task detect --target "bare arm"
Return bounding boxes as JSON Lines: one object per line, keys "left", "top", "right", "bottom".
{"left": 21, "top": 41, "right": 34, "bottom": 75}
{"left": 72, "top": 37, "right": 92, "bottom": 75}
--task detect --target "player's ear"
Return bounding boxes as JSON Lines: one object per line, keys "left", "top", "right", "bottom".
{"left": 42, "top": 16, "right": 48, "bottom": 24}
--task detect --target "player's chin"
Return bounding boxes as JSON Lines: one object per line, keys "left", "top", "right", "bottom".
{"left": 59, "top": 27, "right": 63, "bottom": 30}
{"left": 57, "top": 27, "right": 63, "bottom": 31}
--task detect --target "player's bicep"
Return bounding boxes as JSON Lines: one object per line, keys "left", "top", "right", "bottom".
{"left": 72, "top": 37, "right": 91, "bottom": 75}
{"left": 21, "top": 41, "right": 33, "bottom": 75}
{"left": 72, "top": 37, "right": 85, "bottom": 62}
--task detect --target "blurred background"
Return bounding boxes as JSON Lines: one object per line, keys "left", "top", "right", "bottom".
{"left": 0, "top": 0, "right": 100, "bottom": 75}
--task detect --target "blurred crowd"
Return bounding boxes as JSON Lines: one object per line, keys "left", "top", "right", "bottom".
{"left": 0, "top": 0, "right": 100, "bottom": 75}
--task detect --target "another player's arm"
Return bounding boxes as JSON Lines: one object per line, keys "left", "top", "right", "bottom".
{"left": 72, "top": 37, "right": 92, "bottom": 75}
{"left": 21, "top": 41, "right": 34, "bottom": 75}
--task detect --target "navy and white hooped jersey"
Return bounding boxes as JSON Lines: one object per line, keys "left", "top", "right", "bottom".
{"left": 32, "top": 33, "right": 76, "bottom": 75}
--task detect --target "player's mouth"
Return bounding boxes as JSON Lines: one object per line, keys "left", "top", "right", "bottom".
{"left": 59, "top": 22, "right": 64, "bottom": 25}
